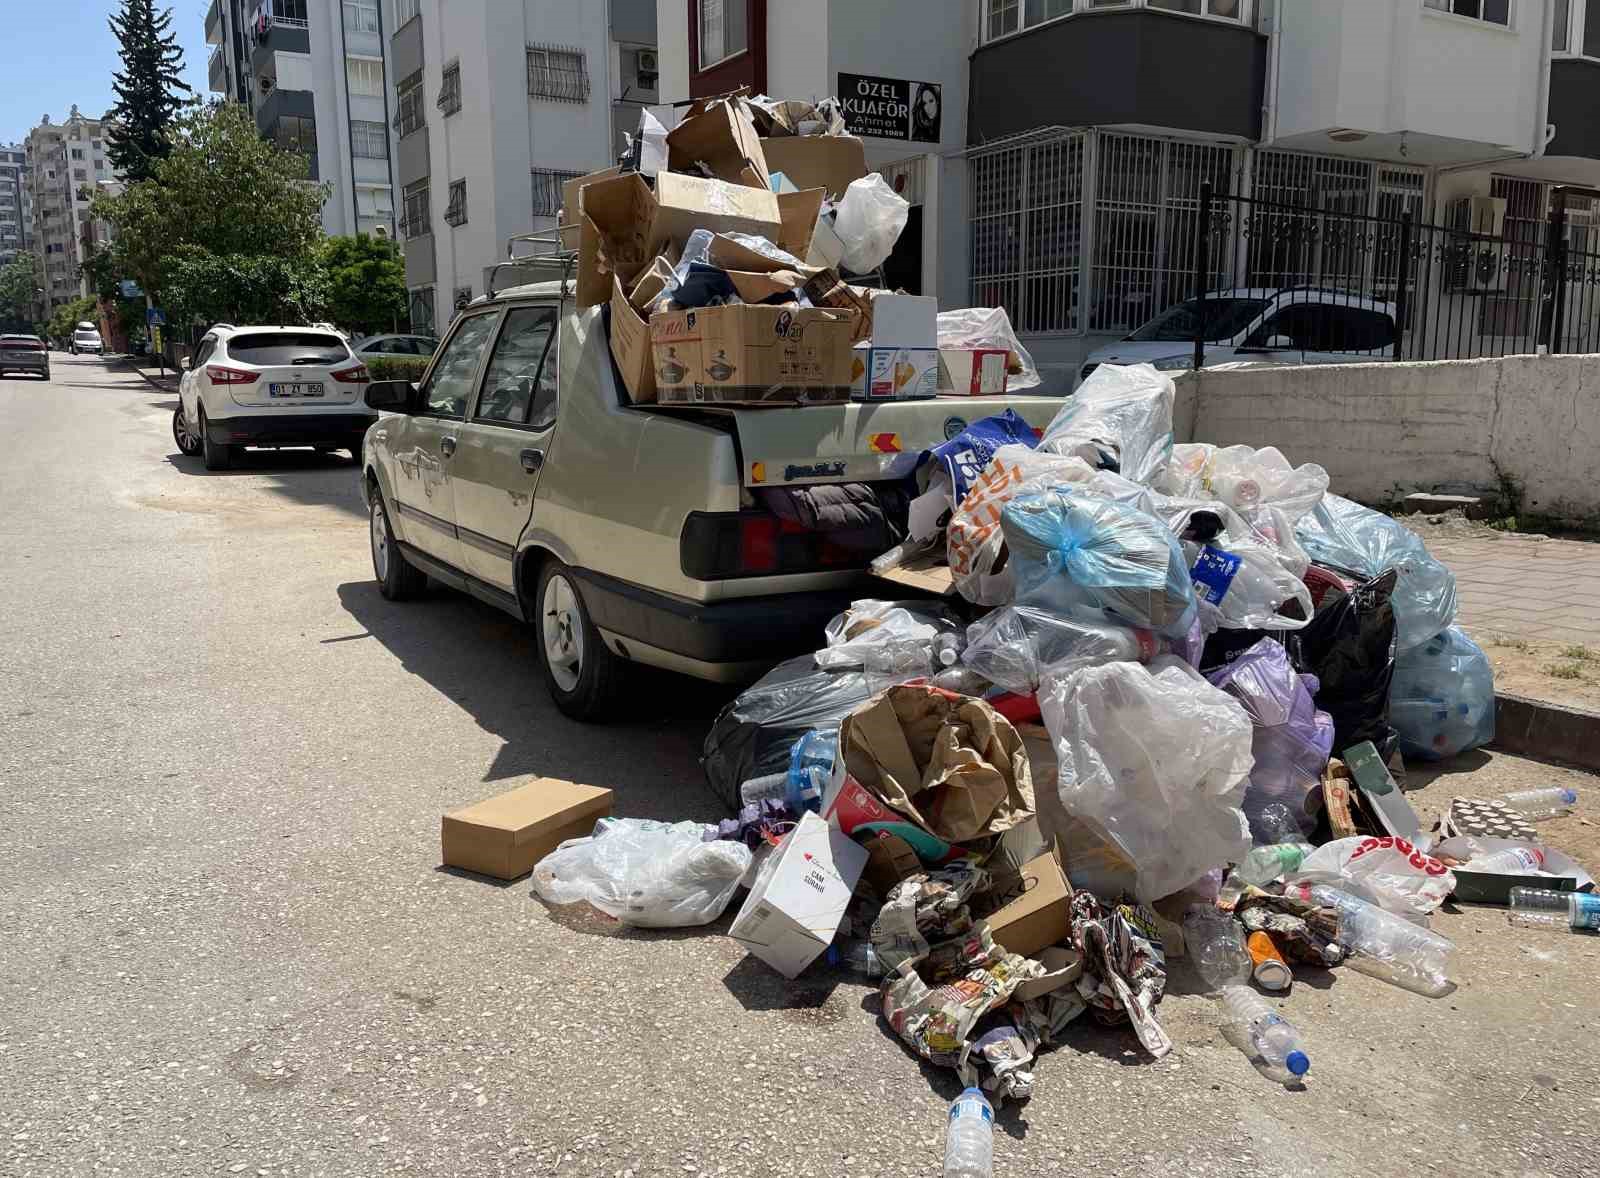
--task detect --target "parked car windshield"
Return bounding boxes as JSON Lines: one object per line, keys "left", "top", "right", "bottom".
{"left": 226, "top": 333, "right": 350, "bottom": 366}
{"left": 1126, "top": 297, "right": 1271, "bottom": 343}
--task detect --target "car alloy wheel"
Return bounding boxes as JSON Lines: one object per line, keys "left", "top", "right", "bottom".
{"left": 541, "top": 572, "right": 585, "bottom": 693}
{"left": 370, "top": 497, "right": 389, "bottom": 581}
{"left": 172, "top": 406, "right": 201, "bottom": 455}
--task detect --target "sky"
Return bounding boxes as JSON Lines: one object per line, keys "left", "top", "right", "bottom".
{"left": 0, "top": 1, "right": 211, "bottom": 148}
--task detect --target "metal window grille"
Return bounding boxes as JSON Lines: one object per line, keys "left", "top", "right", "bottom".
{"left": 351, "top": 120, "right": 388, "bottom": 159}
{"left": 444, "top": 179, "right": 467, "bottom": 227}
{"left": 394, "top": 71, "right": 425, "bottom": 137}
{"left": 437, "top": 63, "right": 462, "bottom": 115}
{"left": 970, "top": 130, "right": 1085, "bottom": 333}
{"left": 401, "top": 178, "right": 430, "bottom": 238}
{"left": 527, "top": 44, "right": 589, "bottom": 103}
{"left": 531, "top": 167, "right": 580, "bottom": 217}
{"left": 409, "top": 286, "right": 434, "bottom": 333}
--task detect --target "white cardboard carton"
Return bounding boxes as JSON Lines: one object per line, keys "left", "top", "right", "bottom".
{"left": 728, "top": 811, "right": 868, "bottom": 979}
{"left": 854, "top": 346, "right": 940, "bottom": 401}
{"left": 869, "top": 294, "right": 937, "bottom": 347}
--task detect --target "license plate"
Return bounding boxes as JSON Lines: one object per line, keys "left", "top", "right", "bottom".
{"left": 268, "top": 381, "right": 325, "bottom": 398}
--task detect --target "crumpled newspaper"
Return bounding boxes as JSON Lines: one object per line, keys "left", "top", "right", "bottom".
{"left": 869, "top": 862, "right": 986, "bottom": 974}
{"left": 1066, "top": 891, "right": 1172, "bottom": 1059}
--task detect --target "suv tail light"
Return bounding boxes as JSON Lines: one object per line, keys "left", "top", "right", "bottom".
{"left": 331, "top": 364, "right": 370, "bottom": 384}
{"left": 680, "top": 511, "right": 865, "bottom": 580}
{"left": 206, "top": 364, "right": 259, "bottom": 385}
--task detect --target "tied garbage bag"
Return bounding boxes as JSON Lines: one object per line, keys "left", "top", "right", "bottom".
{"left": 937, "top": 307, "right": 1041, "bottom": 391}
{"left": 927, "top": 409, "right": 1040, "bottom": 504}
{"left": 1159, "top": 443, "right": 1329, "bottom": 525}
{"left": 1037, "top": 363, "right": 1175, "bottom": 485}
{"left": 1040, "top": 657, "right": 1254, "bottom": 902}
{"left": 1205, "top": 638, "right": 1334, "bottom": 842}
{"left": 962, "top": 605, "right": 1164, "bottom": 696}
{"left": 834, "top": 173, "right": 910, "bottom": 273}
{"left": 1155, "top": 497, "right": 1313, "bottom": 630}
{"left": 1001, "top": 488, "right": 1199, "bottom": 640}
{"left": 1389, "top": 626, "right": 1495, "bottom": 761}
{"left": 1295, "top": 494, "right": 1457, "bottom": 652}
{"left": 814, "top": 598, "right": 960, "bottom": 682}
{"left": 531, "top": 818, "right": 751, "bottom": 928}
{"left": 1285, "top": 570, "right": 1400, "bottom": 759}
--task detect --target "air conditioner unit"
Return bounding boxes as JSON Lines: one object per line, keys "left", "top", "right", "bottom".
{"left": 634, "top": 48, "right": 658, "bottom": 89}
{"left": 1445, "top": 195, "right": 1508, "bottom": 294}
{"left": 637, "top": 49, "right": 658, "bottom": 74}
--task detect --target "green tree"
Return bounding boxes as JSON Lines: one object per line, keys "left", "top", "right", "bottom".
{"left": 161, "top": 248, "right": 328, "bottom": 329}
{"left": 0, "top": 253, "right": 43, "bottom": 331}
{"left": 47, "top": 295, "right": 99, "bottom": 345}
{"left": 106, "top": 0, "right": 193, "bottom": 182}
{"left": 320, "top": 235, "right": 406, "bottom": 337}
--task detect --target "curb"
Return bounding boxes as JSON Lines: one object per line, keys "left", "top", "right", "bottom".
{"left": 119, "top": 357, "right": 178, "bottom": 392}
{"left": 1491, "top": 692, "right": 1600, "bottom": 773}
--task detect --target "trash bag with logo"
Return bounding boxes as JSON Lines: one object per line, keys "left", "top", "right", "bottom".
{"left": 1286, "top": 835, "right": 1456, "bottom": 918}
{"left": 1037, "top": 363, "right": 1175, "bottom": 485}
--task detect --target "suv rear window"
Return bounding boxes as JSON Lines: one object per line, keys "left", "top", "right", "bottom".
{"left": 225, "top": 333, "right": 349, "bottom": 366}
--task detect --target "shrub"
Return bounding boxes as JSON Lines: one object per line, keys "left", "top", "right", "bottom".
{"left": 367, "top": 356, "right": 428, "bottom": 383}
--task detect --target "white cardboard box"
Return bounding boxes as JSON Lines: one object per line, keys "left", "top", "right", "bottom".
{"left": 869, "top": 294, "right": 937, "bottom": 347}
{"left": 728, "top": 811, "right": 868, "bottom": 979}
{"left": 854, "top": 346, "right": 939, "bottom": 401}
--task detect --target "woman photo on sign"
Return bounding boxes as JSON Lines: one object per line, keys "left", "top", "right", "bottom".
{"left": 911, "top": 83, "right": 941, "bottom": 143}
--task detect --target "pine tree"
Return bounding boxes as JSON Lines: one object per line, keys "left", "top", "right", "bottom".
{"left": 106, "top": 0, "right": 192, "bottom": 183}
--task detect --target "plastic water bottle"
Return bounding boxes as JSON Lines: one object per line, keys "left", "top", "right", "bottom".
{"left": 1466, "top": 846, "right": 1545, "bottom": 874}
{"left": 1220, "top": 842, "right": 1314, "bottom": 903}
{"left": 825, "top": 939, "right": 885, "bottom": 978}
{"left": 943, "top": 1087, "right": 994, "bottom": 1178}
{"left": 737, "top": 729, "right": 837, "bottom": 812}
{"left": 934, "top": 632, "right": 963, "bottom": 667}
{"left": 1183, "top": 908, "right": 1252, "bottom": 992}
{"left": 1288, "top": 883, "right": 1454, "bottom": 996}
{"left": 1508, "top": 887, "right": 1600, "bottom": 932}
{"left": 1501, "top": 788, "right": 1579, "bottom": 821}
{"left": 1220, "top": 986, "right": 1309, "bottom": 1078}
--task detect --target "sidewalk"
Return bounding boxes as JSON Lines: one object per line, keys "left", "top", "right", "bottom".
{"left": 116, "top": 353, "right": 179, "bottom": 391}
{"left": 1428, "top": 532, "right": 1600, "bottom": 647}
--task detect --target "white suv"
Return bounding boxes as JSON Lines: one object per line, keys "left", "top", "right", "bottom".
{"left": 71, "top": 322, "right": 103, "bottom": 355}
{"left": 172, "top": 324, "right": 376, "bottom": 470}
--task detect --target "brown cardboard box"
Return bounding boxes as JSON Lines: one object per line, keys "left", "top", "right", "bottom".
{"left": 627, "top": 250, "right": 680, "bottom": 311}
{"left": 667, "top": 100, "right": 771, "bottom": 189}
{"left": 441, "top": 778, "right": 613, "bottom": 881}
{"left": 760, "top": 135, "right": 868, "bottom": 199}
{"left": 983, "top": 846, "right": 1073, "bottom": 959}
{"left": 873, "top": 552, "right": 957, "bottom": 597}
{"left": 559, "top": 165, "right": 621, "bottom": 250}
{"left": 776, "top": 188, "right": 826, "bottom": 259}
{"left": 802, "top": 269, "right": 875, "bottom": 342}
{"left": 609, "top": 274, "right": 656, "bottom": 404}
{"left": 650, "top": 303, "right": 858, "bottom": 406}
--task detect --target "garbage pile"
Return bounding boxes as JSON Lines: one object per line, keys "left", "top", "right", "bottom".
{"left": 561, "top": 88, "right": 1037, "bottom": 406}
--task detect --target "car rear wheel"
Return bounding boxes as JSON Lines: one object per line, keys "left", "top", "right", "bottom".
{"left": 536, "top": 561, "right": 625, "bottom": 722}
{"left": 172, "top": 405, "right": 202, "bottom": 455}
{"left": 370, "top": 491, "right": 425, "bottom": 600}
{"left": 199, "top": 407, "right": 233, "bottom": 471}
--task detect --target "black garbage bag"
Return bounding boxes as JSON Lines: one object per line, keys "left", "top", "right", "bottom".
{"left": 1285, "top": 569, "right": 1400, "bottom": 761}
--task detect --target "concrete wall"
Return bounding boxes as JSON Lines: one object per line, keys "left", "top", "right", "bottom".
{"left": 1172, "top": 354, "right": 1600, "bottom": 520}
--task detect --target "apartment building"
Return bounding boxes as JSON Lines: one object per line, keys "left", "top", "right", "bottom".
{"left": 206, "top": 0, "right": 400, "bottom": 238}
{"left": 390, "top": 0, "right": 657, "bottom": 333}
{"left": 660, "top": 0, "right": 1600, "bottom": 379}
{"left": 0, "top": 145, "right": 30, "bottom": 269}
{"left": 25, "top": 108, "right": 119, "bottom": 309}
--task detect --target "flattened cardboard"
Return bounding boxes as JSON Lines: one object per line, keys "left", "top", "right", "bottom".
{"left": 441, "top": 778, "right": 613, "bottom": 881}
{"left": 729, "top": 811, "right": 869, "bottom": 979}
{"left": 560, "top": 165, "right": 621, "bottom": 250}
{"left": 872, "top": 551, "right": 957, "bottom": 597}
{"left": 1014, "top": 945, "right": 1085, "bottom": 1001}
{"left": 776, "top": 188, "right": 826, "bottom": 259}
{"left": 627, "top": 250, "right": 680, "bottom": 312}
{"left": 759, "top": 135, "right": 868, "bottom": 199}
{"left": 859, "top": 830, "right": 923, "bottom": 899}
{"left": 650, "top": 303, "right": 858, "bottom": 406}
{"left": 666, "top": 100, "right": 770, "bottom": 189}
{"left": 608, "top": 275, "right": 656, "bottom": 404}
{"left": 983, "top": 847, "right": 1072, "bottom": 960}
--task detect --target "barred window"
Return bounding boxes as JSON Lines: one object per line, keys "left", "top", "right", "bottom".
{"left": 437, "top": 62, "right": 462, "bottom": 116}
{"left": 444, "top": 178, "right": 467, "bottom": 227}
{"left": 351, "top": 119, "right": 388, "bottom": 159}
{"left": 401, "top": 178, "right": 430, "bottom": 238}
{"left": 527, "top": 45, "right": 589, "bottom": 103}
{"left": 531, "top": 167, "right": 581, "bottom": 217}
{"left": 394, "top": 70, "right": 425, "bottom": 137}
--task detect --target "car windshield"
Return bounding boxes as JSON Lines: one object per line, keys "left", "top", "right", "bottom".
{"left": 226, "top": 333, "right": 350, "bottom": 366}
{"left": 1127, "top": 297, "right": 1271, "bottom": 343}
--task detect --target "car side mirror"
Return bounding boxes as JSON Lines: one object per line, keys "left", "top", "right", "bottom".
{"left": 1266, "top": 335, "right": 1296, "bottom": 349}
{"left": 179, "top": 357, "right": 191, "bottom": 370}
{"left": 365, "top": 379, "right": 415, "bottom": 411}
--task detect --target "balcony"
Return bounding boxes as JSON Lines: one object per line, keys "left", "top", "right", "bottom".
{"left": 209, "top": 46, "right": 228, "bottom": 94}
{"left": 250, "top": 15, "right": 311, "bottom": 79}
{"left": 205, "top": 0, "right": 223, "bottom": 45}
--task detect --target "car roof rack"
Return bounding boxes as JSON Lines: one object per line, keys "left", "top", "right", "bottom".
{"left": 486, "top": 230, "right": 576, "bottom": 298}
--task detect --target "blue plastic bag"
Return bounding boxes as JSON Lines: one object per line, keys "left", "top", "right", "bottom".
{"left": 927, "top": 409, "right": 1039, "bottom": 502}
{"left": 1000, "top": 488, "right": 1198, "bottom": 639}
{"left": 1388, "top": 626, "right": 1495, "bottom": 761}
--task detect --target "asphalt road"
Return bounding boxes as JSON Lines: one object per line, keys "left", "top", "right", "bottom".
{"left": 3, "top": 353, "right": 1599, "bottom": 1178}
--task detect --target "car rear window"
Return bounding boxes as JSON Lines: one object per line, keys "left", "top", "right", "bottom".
{"left": 226, "top": 333, "right": 349, "bottom": 366}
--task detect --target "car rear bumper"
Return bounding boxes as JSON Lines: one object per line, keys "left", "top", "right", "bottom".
{"left": 1, "top": 358, "right": 49, "bottom": 372}
{"left": 206, "top": 412, "right": 376, "bottom": 447}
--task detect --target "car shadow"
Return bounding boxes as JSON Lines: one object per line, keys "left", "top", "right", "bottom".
{"left": 163, "top": 450, "right": 369, "bottom": 517}
{"left": 336, "top": 579, "right": 737, "bottom": 819}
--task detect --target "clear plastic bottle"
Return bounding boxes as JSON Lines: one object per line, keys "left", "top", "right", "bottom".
{"left": 943, "top": 1087, "right": 994, "bottom": 1178}
{"left": 1220, "top": 842, "right": 1315, "bottom": 903}
{"left": 934, "top": 632, "right": 963, "bottom": 668}
{"left": 825, "top": 939, "right": 886, "bottom": 978}
{"left": 1500, "top": 787, "right": 1579, "bottom": 821}
{"left": 1288, "top": 883, "right": 1454, "bottom": 996}
{"left": 1508, "top": 887, "right": 1600, "bottom": 933}
{"left": 1183, "top": 907, "right": 1252, "bottom": 992}
{"left": 1219, "top": 985, "right": 1309, "bottom": 1078}
{"left": 1466, "top": 846, "right": 1545, "bottom": 874}
{"left": 736, "top": 729, "right": 837, "bottom": 812}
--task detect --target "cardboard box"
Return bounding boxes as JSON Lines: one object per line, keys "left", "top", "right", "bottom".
{"left": 559, "top": 166, "right": 621, "bottom": 250}
{"left": 729, "top": 811, "right": 869, "bottom": 979}
{"left": 806, "top": 214, "right": 846, "bottom": 269}
{"left": 938, "top": 348, "right": 1010, "bottom": 397}
{"left": 666, "top": 100, "right": 770, "bottom": 189}
{"left": 441, "top": 778, "right": 613, "bottom": 881}
{"left": 776, "top": 188, "right": 826, "bottom": 260}
{"left": 982, "top": 847, "right": 1073, "bottom": 959}
{"left": 1014, "top": 945, "right": 1086, "bottom": 1001}
{"left": 627, "top": 250, "right": 680, "bottom": 312}
{"left": 872, "top": 550, "right": 957, "bottom": 597}
{"left": 650, "top": 303, "right": 858, "bottom": 406}
{"left": 759, "top": 135, "right": 868, "bottom": 200}
{"left": 609, "top": 275, "right": 656, "bottom": 404}
{"left": 802, "top": 269, "right": 874, "bottom": 342}
{"left": 870, "top": 294, "right": 938, "bottom": 347}
{"left": 855, "top": 346, "right": 939, "bottom": 401}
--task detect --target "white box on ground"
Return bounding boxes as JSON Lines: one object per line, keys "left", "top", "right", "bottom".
{"left": 869, "top": 294, "right": 937, "bottom": 347}
{"left": 729, "top": 811, "right": 868, "bottom": 979}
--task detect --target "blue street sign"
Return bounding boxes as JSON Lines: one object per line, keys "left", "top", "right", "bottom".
{"left": 146, "top": 307, "right": 166, "bottom": 327}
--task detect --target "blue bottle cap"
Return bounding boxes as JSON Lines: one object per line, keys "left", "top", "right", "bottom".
{"left": 1285, "top": 1051, "right": 1310, "bottom": 1076}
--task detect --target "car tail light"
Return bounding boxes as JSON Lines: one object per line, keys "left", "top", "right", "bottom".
{"left": 331, "top": 364, "right": 370, "bottom": 384}
{"left": 206, "top": 364, "right": 259, "bottom": 385}
{"left": 15, "top": 340, "right": 44, "bottom": 351}
{"left": 680, "top": 511, "right": 866, "bottom": 580}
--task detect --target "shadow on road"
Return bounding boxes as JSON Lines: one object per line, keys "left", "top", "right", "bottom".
{"left": 163, "top": 450, "right": 369, "bottom": 517}
{"left": 337, "top": 579, "right": 736, "bottom": 818}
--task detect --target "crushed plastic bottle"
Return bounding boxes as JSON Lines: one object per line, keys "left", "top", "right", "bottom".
{"left": 1220, "top": 985, "right": 1310, "bottom": 1080}
{"left": 1287, "top": 883, "right": 1454, "bottom": 996}
{"left": 1220, "top": 842, "right": 1314, "bottom": 903}
{"left": 1508, "top": 887, "right": 1600, "bottom": 933}
{"left": 1500, "top": 787, "right": 1579, "bottom": 821}
{"left": 1183, "top": 907, "right": 1252, "bottom": 992}
{"left": 943, "top": 1087, "right": 994, "bottom": 1178}
{"left": 736, "top": 728, "right": 837, "bottom": 813}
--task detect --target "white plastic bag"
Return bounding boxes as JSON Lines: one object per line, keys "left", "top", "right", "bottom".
{"left": 1288, "top": 835, "right": 1455, "bottom": 917}
{"left": 962, "top": 605, "right": 1161, "bottom": 695}
{"left": 833, "top": 173, "right": 910, "bottom": 273}
{"left": 1038, "top": 363, "right": 1175, "bottom": 486}
{"left": 814, "top": 598, "right": 954, "bottom": 682}
{"left": 1159, "top": 443, "right": 1329, "bottom": 525}
{"left": 1151, "top": 495, "right": 1313, "bottom": 629}
{"left": 1040, "top": 656, "right": 1254, "bottom": 901}
{"left": 936, "top": 307, "right": 1040, "bottom": 391}
{"left": 531, "top": 818, "right": 752, "bottom": 928}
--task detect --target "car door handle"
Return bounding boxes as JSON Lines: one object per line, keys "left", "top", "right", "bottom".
{"left": 520, "top": 448, "right": 544, "bottom": 473}
{"left": 440, "top": 436, "right": 456, "bottom": 457}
